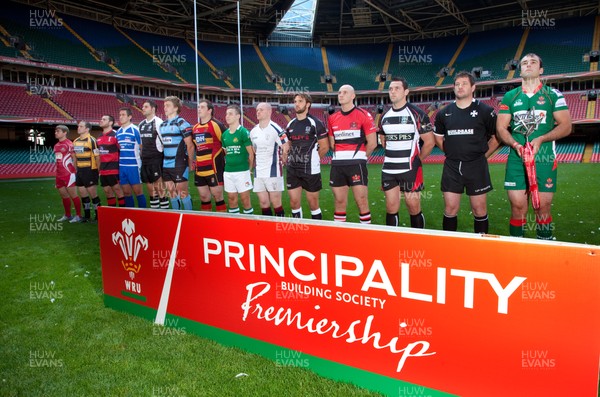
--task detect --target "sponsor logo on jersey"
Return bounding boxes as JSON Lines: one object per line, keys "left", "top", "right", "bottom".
{"left": 505, "top": 181, "right": 517, "bottom": 187}
{"left": 447, "top": 129, "right": 474, "bottom": 135}
{"left": 195, "top": 135, "right": 206, "bottom": 144}
{"left": 514, "top": 99, "right": 523, "bottom": 107}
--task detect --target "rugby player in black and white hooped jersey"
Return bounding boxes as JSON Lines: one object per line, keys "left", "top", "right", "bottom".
{"left": 379, "top": 77, "right": 435, "bottom": 228}
{"left": 434, "top": 71, "right": 499, "bottom": 234}
{"left": 138, "top": 100, "right": 166, "bottom": 209}
{"left": 284, "top": 93, "right": 329, "bottom": 219}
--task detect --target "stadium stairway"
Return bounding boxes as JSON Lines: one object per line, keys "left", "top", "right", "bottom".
{"left": 321, "top": 47, "right": 334, "bottom": 92}
{"left": 506, "top": 28, "right": 530, "bottom": 80}
{"left": 114, "top": 26, "right": 186, "bottom": 83}
{"left": 378, "top": 44, "right": 394, "bottom": 91}
{"left": 582, "top": 142, "right": 594, "bottom": 163}
{"left": 590, "top": 16, "right": 600, "bottom": 72}
{"left": 59, "top": 18, "right": 122, "bottom": 74}
{"left": 436, "top": 35, "right": 468, "bottom": 86}
{"left": 253, "top": 44, "right": 281, "bottom": 91}
{"left": 185, "top": 39, "right": 235, "bottom": 89}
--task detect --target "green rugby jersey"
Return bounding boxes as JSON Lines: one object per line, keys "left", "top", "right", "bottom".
{"left": 498, "top": 84, "right": 569, "bottom": 161}
{"left": 222, "top": 125, "right": 252, "bottom": 172}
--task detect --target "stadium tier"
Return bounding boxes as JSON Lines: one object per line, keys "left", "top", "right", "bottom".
{"left": 452, "top": 27, "right": 524, "bottom": 82}
{"left": 0, "top": 4, "right": 114, "bottom": 72}
{"left": 260, "top": 46, "right": 325, "bottom": 92}
{"left": 51, "top": 90, "right": 137, "bottom": 121}
{"left": 0, "top": 84, "right": 68, "bottom": 119}
{"left": 523, "top": 16, "right": 594, "bottom": 75}
{"left": 391, "top": 36, "right": 462, "bottom": 87}
{"left": 556, "top": 141, "right": 585, "bottom": 163}
{"left": 591, "top": 141, "right": 600, "bottom": 163}
{"left": 325, "top": 44, "right": 389, "bottom": 90}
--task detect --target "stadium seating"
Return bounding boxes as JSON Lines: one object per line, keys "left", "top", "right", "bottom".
{"left": 326, "top": 44, "right": 389, "bottom": 90}
{"left": 57, "top": 14, "right": 175, "bottom": 80}
{"left": 555, "top": 141, "right": 585, "bottom": 163}
{"left": 260, "top": 46, "right": 324, "bottom": 92}
{"left": 590, "top": 141, "right": 600, "bottom": 163}
{"left": 0, "top": 4, "right": 114, "bottom": 72}
{"left": 453, "top": 27, "right": 524, "bottom": 81}
{"left": 563, "top": 93, "right": 587, "bottom": 120}
{"left": 0, "top": 148, "right": 54, "bottom": 179}
{"left": 51, "top": 90, "right": 137, "bottom": 122}
{"left": 0, "top": 84, "right": 67, "bottom": 119}
{"left": 391, "top": 36, "right": 462, "bottom": 87}
{"left": 120, "top": 28, "right": 227, "bottom": 87}
{"left": 524, "top": 16, "right": 594, "bottom": 75}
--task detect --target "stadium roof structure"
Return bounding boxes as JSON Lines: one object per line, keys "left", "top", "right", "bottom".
{"left": 12, "top": 0, "right": 600, "bottom": 45}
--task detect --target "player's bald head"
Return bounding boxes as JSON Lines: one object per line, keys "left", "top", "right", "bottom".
{"left": 339, "top": 84, "right": 355, "bottom": 95}
{"left": 256, "top": 102, "right": 272, "bottom": 111}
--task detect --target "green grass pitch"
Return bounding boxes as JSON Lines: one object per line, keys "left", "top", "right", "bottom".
{"left": 0, "top": 163, "right": 598, "bottom": 396}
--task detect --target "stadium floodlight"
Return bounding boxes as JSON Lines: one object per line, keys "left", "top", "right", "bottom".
{"left": 471, "top": 67, "right": 483, "bottom": 78}
{"left": 587, "top": 90, "right": 597, "bottom": 101}
{"left": 504, "top": 59, "right": 519, "bottom": 71}
{"left": 378, "top": 72, "right": 388, "bottom": 82}
{"left": 436, "top": 67, "right": 450, "bottom": 78}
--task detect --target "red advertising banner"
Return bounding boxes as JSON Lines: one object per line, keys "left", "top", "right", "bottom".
{"left": 99, "top": 207, "right": 600, "bottom": 397}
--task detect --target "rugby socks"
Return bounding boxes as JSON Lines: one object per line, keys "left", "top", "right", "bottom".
{"left": 181, "top": 195, "right": 192, "bottom": 211}
{"left": 136, "top": 194, "right": 147, "bottom": 208}
{"left": 292, "top": 208, "right": 303, "bottom": 218}
{"left": 243, "top": 207, "right": 254, "bottom": 215}
{"left": 410, "top": 212, "right": 425, "bottom": 229}
{"left": 215, "top": 200, "right": 227, "bottom": 212}
{"left": 536, "top": 216, "right": 553, "bottom": 240}
{"left": 261, "top": 207, "right": 273, "bottom": 216}
{"left": 509, "top": 218, "right": 526, "bottom": 238}
{"left": 170, "top": 196, "right": 181, "bottom": 210}
{"left": 443, "top": 214, "right": 458, "bottom": 231}
{"left": 160, "top": 197, "right": 170, "bottom": 209}
{"left": 118, "top": 196, "right": 125, "bottom": 207}
{"left": 124, "top": 195, "right": 135, "bottom": 208}
{"left": 82, "top": 196, "right": 91, "bottom": 220}
{"left": 72, "top": 197, "right": 81, "bottom": 216}
{"left": 310, "top": 209, "right": 322, "bottom": 220}
{"left": 359, "top": 212, "right": 372, "bottom": 224}
{"left": 386, "top": 212, "right": 399, "bottom": 227}
{"left": 474, "top": 214, "right": 489, "bottom": 234}
{"left": 92, "top": 196, "right": 101, "bottom": 220}
{"left": 201, "top": 201, "right": 212, "bottom": 211}
{"left": 150, "top": 196, "right": 160, "bottom": 209}
{"left": 107, "top": 197, "right": 116, "bottom": 207}
{"left": 274, "top": 206, "right": 285, "bottom": 217}
{"left": 229, "top": 207, "right": 240, "bottom": 214}
{"left": 334, "top": 212, "right": 346, "bottom": 222}
{"left": 62, "top": 198, "right": 72, "bottom": 217}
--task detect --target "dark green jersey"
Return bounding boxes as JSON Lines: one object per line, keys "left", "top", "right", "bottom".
{"left": 499, "top": 84, "right": 569, "bottom": 161}
{"left": 222, "top": 125, "right": 251, "bottom": 172}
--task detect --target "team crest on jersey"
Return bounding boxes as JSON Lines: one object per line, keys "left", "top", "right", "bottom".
{"left": 537, "top": 96, "right": 546, "bottom": 106}
{"left": 112, "top": 218, "right": 148, "bottom": 280}
{"left": 545, "top": 178, "right": 554, "bottom": 189}
{"left": 350, "top": 122, "right": 358, "bottom": 129}
{"left": 352, "top": 174, "right": 361, "bottom": 183}
{"left": 233, "top": 137, "right": 239, "bottom": 143}
{"left": 470, "top": 110, "right": 478, "bottom": 118}
{"left": 305, "top": 126, "right": 311, "bottom": 133}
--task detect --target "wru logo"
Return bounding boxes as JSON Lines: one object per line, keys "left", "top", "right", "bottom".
{"left": 112, "top": 218, "right": 149, "bottom": 276}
